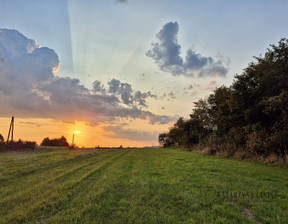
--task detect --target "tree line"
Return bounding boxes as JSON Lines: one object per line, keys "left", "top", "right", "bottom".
{"left": 0, "top": 133, "right": 37, "bottom": 151}
{"left": 0, "top": 134, "right": 70, "bottom": 151}
{"left": 159, "top": 39, "right": 288, "bottom": 162}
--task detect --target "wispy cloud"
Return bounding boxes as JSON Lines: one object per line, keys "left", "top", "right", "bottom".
{"left": 0, "top": 29, "right": 173, "bottom": 125}
{"left": 103, "top": 125, "right": 157, "bottom": 141}
{"left": 115, "top": 0, "right": 128, "bottom": 4}
{"left": 147, "top": 22, "right": 229, "bottom": 77}
{"left": 168, "top": 91, "right": 176, "bottom": 99}
{"left": 186, "top": 84, "right": 193, "bottom": 90}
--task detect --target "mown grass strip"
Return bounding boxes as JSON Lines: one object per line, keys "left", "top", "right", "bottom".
{"left": 0, "top": 150, "right": 115, "bottom": 198}
{"left": 0, "top": 149, "right": 126, "bottom": 223}
{"left": 0, "top": 148, "right": 287, "bottom": 223}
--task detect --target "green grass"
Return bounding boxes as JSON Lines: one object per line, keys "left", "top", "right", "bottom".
{"left": 0, "top": 148, "right": 287, "bottom": 223}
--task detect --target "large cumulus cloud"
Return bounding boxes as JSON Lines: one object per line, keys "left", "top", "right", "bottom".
{"left": 147, "top": 22, "right": 228, "bottom": 77}
{"left": 0, "top": 29, "right": 173, "bottom": 125}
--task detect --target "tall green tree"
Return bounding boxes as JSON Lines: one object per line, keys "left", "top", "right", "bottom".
{"left": 233, "top": 38, "right": 288, "bottom": 129}
{"left": 159, "top": 38, "right": 288, "bottom": 160}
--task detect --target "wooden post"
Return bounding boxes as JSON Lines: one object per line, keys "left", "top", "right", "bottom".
{"left": 7, "top": 116, "right": 14, "bottom": 144}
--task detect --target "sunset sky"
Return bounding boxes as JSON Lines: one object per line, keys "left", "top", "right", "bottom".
{"left": 0, "top": 0, "right": 288, "bottom": 147}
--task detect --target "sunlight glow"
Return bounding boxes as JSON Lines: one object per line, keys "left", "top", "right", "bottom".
{"left": 75, "top": 130, "right": 80, "bottom": 134}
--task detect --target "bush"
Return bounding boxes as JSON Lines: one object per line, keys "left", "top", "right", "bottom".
{"left": 41, "top": 136, "right": 69, "bottom": 147}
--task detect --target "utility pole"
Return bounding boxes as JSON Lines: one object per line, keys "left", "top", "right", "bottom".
{"left": 72, "top": 133, "right": 74, "bottom": 146}
{"left": 7, "top": 116, "right": 14, "bottom": 144}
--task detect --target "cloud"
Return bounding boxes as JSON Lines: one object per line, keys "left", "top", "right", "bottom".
{"left": 147, "top": 22, "right": 228, "bottom": 77}
{"left": 115, "top": 0, "right": 128, "bottom": 3}
{"left": 134, "top": 91, "right": 148, "bottom": 107}
{"left": 92, "top": 79, "right": 158, "bottom": 108}
{"left": 18, "top": 121, "right": 43, "bottom": 128}
{"left": 92, "top": 80, "right": 106, "bottom": 94}
{"left": 108, "top": 79, "right": 133, "bottom": 105}
{"left": 103, "top": 125, "right": 157, "bottom": 141}
{"left": 0, "top": 29, "right": 174, "bottom": 125}
{"left": 146, "top": 22, "right": 183, "bottom": 75}
{"left": 0, "top": 29, "right": 39, "bottom": 59}
{"left": 189, "top": 91, "right": 198, "bottom": 96}
{"left": 168, "top": 91, "right": 176, "bottom": 99}
{"left": 158, "top": 91, "right": 176, "bottom": 101}
{"left": 134, "top": 91, "right": 158, "bottom": 107}
{"left": 184, "top": 84, "right": 193, "bottom": 90}
{"left": 209, "top": 80, "right": 217, "bottom": 85}
{"left": 205, "top": 80, "right": 218, "bottom": 90}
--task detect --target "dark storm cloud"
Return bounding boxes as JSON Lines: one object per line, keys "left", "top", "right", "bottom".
{"left": 0, "top": 29, "right": 174, "bottom": 125}
{"left": 147, "top": 22, "right": 228, "bottom": 77}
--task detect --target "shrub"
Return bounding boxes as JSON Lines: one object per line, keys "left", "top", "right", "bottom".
{"left": 41, "top": 136, "right": 69, "bottom": 147}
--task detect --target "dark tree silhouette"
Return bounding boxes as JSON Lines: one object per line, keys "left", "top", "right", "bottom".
{"left": 41, "top": 136, "right": 69, "bottom": 147}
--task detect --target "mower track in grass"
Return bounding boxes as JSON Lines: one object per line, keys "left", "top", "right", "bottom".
{"left": 0, "top": 148, "right": 287, "bottom": 223}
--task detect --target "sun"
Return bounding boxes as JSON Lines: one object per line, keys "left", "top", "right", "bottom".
{"left": 75, "top": 130, "right": 80, "bottom": 134}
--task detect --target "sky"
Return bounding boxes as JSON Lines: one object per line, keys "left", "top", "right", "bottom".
{"left": 0, "top": 0, "right": 288, "bottom": 147}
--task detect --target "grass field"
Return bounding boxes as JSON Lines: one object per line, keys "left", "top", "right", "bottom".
{"left": 0, "top": 148, "right": 287, "bottom": 223}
